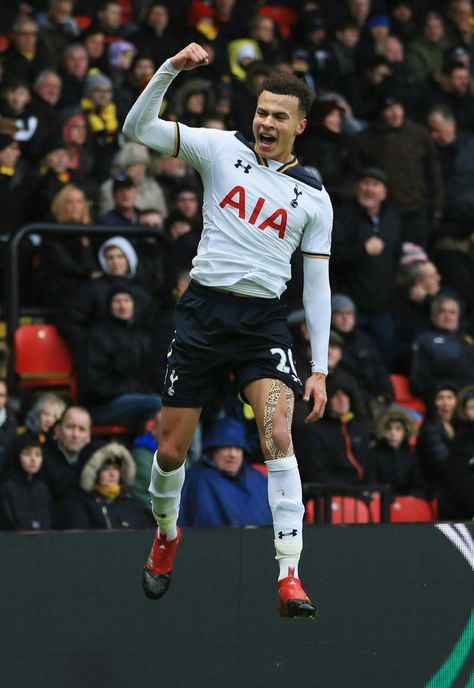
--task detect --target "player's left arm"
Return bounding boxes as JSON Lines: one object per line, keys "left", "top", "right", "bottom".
{"left": 300, "top": 189, "right": 333, "bottom": 423}
{"left": 301, "top": 255, "right": 331, "bottom": 423}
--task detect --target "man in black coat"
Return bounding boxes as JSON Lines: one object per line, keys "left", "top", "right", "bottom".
{"left": 410, "top": 295, "right": 474, "bottom": 400}
{"left": 331, "top": 166, "right": 401, "bottom": 366}
{"left": 80, "top": 285, "right": 163, "bottom": 427}
{"left": 42, "top": 406, "right": 102, "bottom": 500}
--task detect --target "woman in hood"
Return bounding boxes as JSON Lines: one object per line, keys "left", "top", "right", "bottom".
{"left": 54, "top": 442, "right": 154, "bottom": 529}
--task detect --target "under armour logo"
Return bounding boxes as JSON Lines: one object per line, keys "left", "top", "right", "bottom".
{"left": 235, "top": 159, "right": 251, "bottom": 173}
{"left": 168, "top": 369, "right": 178, "bottom": 396}
{"left": 291, "top": 185, "right": 302, "bottom": 208}
{"left": 278, "top": 529, "right": 298, "bottom": 539}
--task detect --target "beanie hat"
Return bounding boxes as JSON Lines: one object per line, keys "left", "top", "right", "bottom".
{"left": 108, "top": 282, "right": 135, "bottom": 303}
{"left": 367, "top": 15, "right": 390, "bottom": 29}
{"left": 108, "top": 40, "right": 136, "bottom": 68}
{"left": 399, "top": 242, "right": 428, "bottom": 266}
{"left": 84, "top": 71, "right": 113, "bottom": 98}
{"left": 331, "top": 294, "right": 356, "bottom": 313}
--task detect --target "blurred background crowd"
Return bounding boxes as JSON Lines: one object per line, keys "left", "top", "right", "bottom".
{"left": 0, "top": 0, "right": 473, "bottom": 531}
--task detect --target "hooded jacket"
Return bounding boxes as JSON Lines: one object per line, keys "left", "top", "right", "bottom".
{"left": 179, "top": 417, "right": 272, "bottom": 527}
{"left": 54, "top": 442, "right": 153, "bottom": 529}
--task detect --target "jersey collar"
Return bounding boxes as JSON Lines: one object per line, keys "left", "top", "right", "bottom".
{"left": 235, "top": 132, "right": 299, "bottom": 172}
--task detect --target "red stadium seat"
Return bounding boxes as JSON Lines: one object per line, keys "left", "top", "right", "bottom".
{"left": 14, "top": 324, "right": 77, "bottom": 399}
{"left": 390, "top": 496, "right": 435, "bottom": 522}
{"left": 390, "top": 374, "right": 426, "bottom": 414}
{"left": 330, "top": 496, "right": 371, "bottom": 524}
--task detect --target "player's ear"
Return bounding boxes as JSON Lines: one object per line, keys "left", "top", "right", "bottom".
{"left": 295, "top": 118, "right": 307, "bottom": 136}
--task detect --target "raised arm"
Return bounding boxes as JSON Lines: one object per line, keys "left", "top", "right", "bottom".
{"left": 122, "top": 43, "right": 209, "bottom": 152}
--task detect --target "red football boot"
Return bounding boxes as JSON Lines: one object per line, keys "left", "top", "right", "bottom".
{"left": 277, "top": 568, "right": 317, "bottom": 619}
{"left": 143, "top": 527, "right": 182, "bottom": 600}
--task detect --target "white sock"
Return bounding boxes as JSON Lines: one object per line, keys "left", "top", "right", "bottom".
{"left": 265, "top": 455, "right": 304, "bottom": 580}
{"left": 148, "top": 453, "right": 185, "bottom": 540}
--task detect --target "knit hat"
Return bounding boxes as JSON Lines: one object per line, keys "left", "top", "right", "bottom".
{"left": 331, "top": 294, "right": 356, "bottom": 313}
{"left": 367, "top": 15, "right": 390, "bottom": 29}
{"left": 41, "top": 138, "right": 67, "bottom": 157}
{"left": 399, "top": 242, "right": 428, "bottom": 266}
{"left": 236, "top": 43, "right": 258, "bottom": 64}
{"left": 108, "top": 40, "right": 136, "bottom": 68}
{"left": 358, "top": 166, "right": 388, "bottom": 185}
{"left": 98, "top": 236, "right": 138, "bottom": 277}
{"left": 84, "top": 71, "right": 113, "bottom": 98}
{"left": 0, "top": 133, "right": 15, "bottom": 151}
{"left": 107, "top": 282, "right": 135, "bottom": 303}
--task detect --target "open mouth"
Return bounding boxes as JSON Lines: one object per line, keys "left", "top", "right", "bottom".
{"left": 259, "top": 133, "right": 277, "bottom": 147}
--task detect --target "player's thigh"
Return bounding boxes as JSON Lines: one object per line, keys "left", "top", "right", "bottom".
{"left": 243, "top": 378, "right": 295, "bottom": 459}
{"left": 158, "top": 406, "right": 202, "bottom": 463}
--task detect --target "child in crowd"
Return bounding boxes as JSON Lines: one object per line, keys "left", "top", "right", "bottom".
{"left": 370, "top": 407, "right": 426, "bottom": 496}
{"left": 0, "top": 438, "right": 53, "bottom": 530}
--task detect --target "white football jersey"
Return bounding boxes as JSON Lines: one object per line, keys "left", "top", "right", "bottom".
{"left": 123, "top": 59, "right": 333, "bottom": 298}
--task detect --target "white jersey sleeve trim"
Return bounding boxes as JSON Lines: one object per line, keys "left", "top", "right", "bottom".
{"left": 302, "top": 255, "right": 331, "bottom": 375}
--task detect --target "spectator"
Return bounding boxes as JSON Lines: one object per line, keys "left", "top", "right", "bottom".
{"left": 410, "top": 295, "right": 474, "bottom": 400}
{"left": 389, "top": 1, "right": 417, "bottom": 45}
{"left": 330, "top": 293, "right": 394, "bottom": 414}
{"left": 330, "top": 19, "right": 361, "bottom": 81}
{"left": 38, "top": 184, "right": 98, "bottom": 306}
{"left": 41, "top": 405, "right": 101, "bottom": 499}
{"left": 293, "top": 378, "right": 373, "bottom": 485}
{"left": 95, "top": 0, "right": 127, "bottom": 44}
{"left": 294, "top": 96, "right": 352, "bottom": 201}
{"left": 423, "top": 60, "right": 474, "bottom": 132}
{"left": 0, "top": 133, "right": 23, "bottom": 234}
{"left": 98, "top": 171, "right": 138, "bottom": 225}
{"left": 55, "top": 442, "right": 153, "bottom": 529}
{"left": 353, "top": 94, "right": 443, "bottom": 247}
{"left": 0, "top": 79, "right": 50, "bottom": 163}
{"left": 58, "top": 235, "right": 154, "bottom": 365}
{"left": 178, "top": 416, "right": 272, "bottom": 527}
{"left": 417, "top": 381, "right": 459, "bottom": 511}
{"left": 228, "top": 61, "right": 271, "bottom": 140}
{"left": 369, "top": 407, "right": 425, "bottom": 496}
{"left": 443, "top": 431, "right": 474, "bottom": 519}
{"left": 0, "top": 380, "right": 18, "bottom": 477}
{"left": 31, "top": 69, "right": 63, "bottom": 133}
{"left": 80, "top": 285, "right": 163, "bottom": 427}
{"left": 81, "top": 71, "right": 119, "bottom": 180}
{"left": 427, "top": 105, "right": 474, "bottom": 243}
{"left": 341, "top": 55, "right": 393, "bottom": 124}
{"left": 446, "top": 0, "right": 474, "bottom": 63}
{"left": 128, "top": 2, "right": 180, "bottom": 71}
{"left": 59, "top": 43, "right": 90, "bottom": 108}
{"left": 405, "top": 12, "right": 450, "bottom": 82}
{"left": 394, "top": 251, "right": 447, "bottom": 373}
{"left": 81, "top": 25, "right": 108, "bottom": 72}
{"left": 24, "top": 393, "right": 67, "bottom": 445}
{"left": 456, "top": 384, "right": 474, "bottom": 438}
{"left": 0, "top": 17, "right": 53, "bottom": 85}
{"left": 107, "top": 39, "right": 138, "bottom": 119}
{"left": 331, "top": 166, "right": 401, "bottom": 366}
{"left": 0, "top": 438, "right": 54, "bottom": 531}
{"left": 98, "top": 143, "right": 168, "bottom": 217}
{"left": 36, "top": 0, "right": 81, "bottom": 63}
{"left": 357, "top": 14, "right": 391, "bottom": 63}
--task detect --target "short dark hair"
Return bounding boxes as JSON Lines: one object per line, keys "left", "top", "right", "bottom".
{"left": 258, "top": 73, "right": 313, "bottom": 116}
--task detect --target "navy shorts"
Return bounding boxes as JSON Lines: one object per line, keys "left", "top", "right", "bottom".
{"left": 162, "top": 280, "right": 303, "bottom": 407}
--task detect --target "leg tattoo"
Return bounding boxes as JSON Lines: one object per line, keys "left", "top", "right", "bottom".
{"left": 263, "top": 380, "right": 294, "bottom": 459}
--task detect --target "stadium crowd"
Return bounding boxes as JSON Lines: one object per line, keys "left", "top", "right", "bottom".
{"left": 0, "top": 0, "right": 473, "bottom": 530}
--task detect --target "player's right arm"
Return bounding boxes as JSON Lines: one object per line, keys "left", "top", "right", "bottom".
{"left": 122, "top": 43, "right": 209, "bottom": 155}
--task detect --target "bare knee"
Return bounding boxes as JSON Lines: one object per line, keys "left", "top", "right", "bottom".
{"left": 157, "top": 435, "right": 188, "bottom": 471}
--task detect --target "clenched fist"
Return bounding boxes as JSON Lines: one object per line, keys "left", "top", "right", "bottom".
{"left": 170, "top": 43, "right": 209, "bottom": 71}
